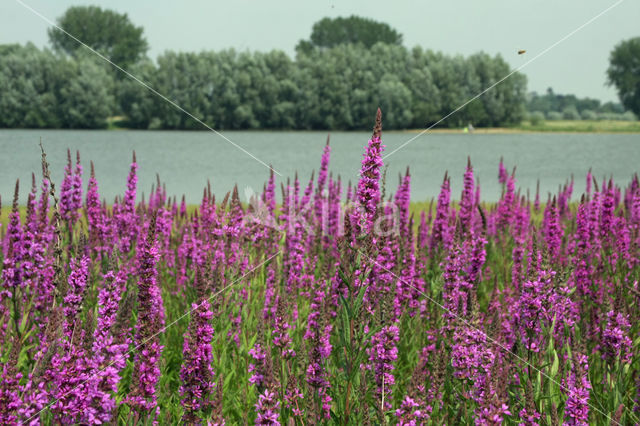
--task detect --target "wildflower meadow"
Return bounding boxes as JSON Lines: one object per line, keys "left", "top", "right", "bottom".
{"left": 1, "top": 110, "right": 639, "bottom": 425}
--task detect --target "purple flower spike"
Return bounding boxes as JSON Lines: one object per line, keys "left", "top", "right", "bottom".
{"left": 353, "top": 109, "right": 384, "bottom": 236}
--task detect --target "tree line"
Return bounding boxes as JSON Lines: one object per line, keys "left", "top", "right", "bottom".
{"left": 119, "top": 45, "right": 527, "bottom": 130}
{"left": 1, "top": 7, "right": 637, "bottom": 129}
{"left": 0, "top": 43, "right": 527, "bottom": 130}
{"left": 526, "top": 88, "right": 635, "bottom": 122}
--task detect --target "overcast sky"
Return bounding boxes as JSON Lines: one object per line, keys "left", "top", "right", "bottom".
{"left": 2, "top": 0, "right": 639, "bottom": 102}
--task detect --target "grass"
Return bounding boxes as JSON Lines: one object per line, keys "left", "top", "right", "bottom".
{"left": 515, "top": 119, "right": 640, "bottom": 133}
{"left": 402, "top": 119, "right": 640, "bottom": 134}
{"left": 107, "top": 117, "right": 640, "bottom": 133}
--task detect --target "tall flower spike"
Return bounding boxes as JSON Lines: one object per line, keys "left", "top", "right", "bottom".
{"left": 180, "top": 270, "right": 216, "bottom": 423}
{"left": 564, "top": 352, "right": 591, "bottom": 425}
{"left": 459, "top": 157, "right": 475, "bottom": 233}
{"left": 126, "top": 213, "right": 165, "bottom": 419}
{"left": 353, "top": 108, "right": 384, "bottom": 237}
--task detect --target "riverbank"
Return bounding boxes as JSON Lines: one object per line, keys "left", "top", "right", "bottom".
{"left": 106, "top": 117, "right": 640, "bottom": 133}
{"left": 403, "top": 119, "right": 640, "bottom": 134}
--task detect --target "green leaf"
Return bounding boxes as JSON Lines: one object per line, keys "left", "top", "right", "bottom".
{"left": 550, "top": 350, "right": 559, "bottom": 377}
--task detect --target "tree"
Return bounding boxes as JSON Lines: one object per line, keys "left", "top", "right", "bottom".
{"left": 607, "top": 37, "right": 640, "bottom": 117}
{"left": 0, "top": 44, "right": 114, "bottom": 128}
{"left": 0, "top": 44, "right": 69, "bottom": 128}
{"left": 48, "top": 6, "right": 148, "bottom": 68}
{"left": 59, "top": 54, "right": 116, "bottom": 128}
{"left": 296, "top": 16, "right": 402, "bottom": 53}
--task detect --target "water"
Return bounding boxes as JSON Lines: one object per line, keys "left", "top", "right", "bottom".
{"left": 0, "top": 129, "right": 638, "bottom": 204}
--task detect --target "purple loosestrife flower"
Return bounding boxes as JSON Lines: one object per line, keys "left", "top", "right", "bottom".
{"left": 1, "top": 183, "right": 24, "bottom": 343}
{"left": 600, "top": 310, "right": 632, "bottom": 365}
{"left": 496, "top": 174, "right": 516, "bottom": 232}
{"left": 126, "top": 216, "right": 165, "bottom": 419}
{"left": 304, "top": 288, "right": 333, "bottom": 379}
{"left": 21, "top": 176, "right": 39, "bottom": 284}
{"left": 180, "top": 298, "right": 217, "bottom": 422}
{"left": 72, "top": 150, "right": 83, "bottom": 219}
{"left": 372, "top": 227, "right": 397, "bottom": 314}
{"left": 441, "top": 244, "right": 466, "bottom": 325}
{"left": 315, "top": 137, "right": 331, "bottom": 227}
{"left": 459, "top": 158, "right": 475, "bottom": 233}
{"left": 117, "top": 153, "right": 139, "bottom": 253}
{"left": 509, "top": 270, "right": 555, "bottom": 353}
{"left": 542, "top": 197, "right": 563, "bottom": 263}
{"left": 0, "top": 342, "right": 22, "bottom": 424}
{"left": 498, "top": 157, "right": 508, "bottom": 185}
{"left": 464, "top": 232, "right": 487, "bottom": 286}
{"left": 254, "top": 389, "right": 281, "bottom": 425}
{"left": 300, "top": 171, "right": 315, "bottom": 218}
{"left": 304, "top": 281, "right": 333, "bottom": 419}
{"left": 46, "top": 313, "right": 103, "bottom": 424}
{"left": 328, "top": 177, "right": 342, "bottom": 246}
{"left": 272, "top": 297, "right": 296, "bottom": 360}
{"left": 397, "top": 229, "right": 420, "bottom": 318}
{"left": 264, "top": 167, "right": 276, "bottom": 217}
{"left": 600, "top": 180, "right": 616, "bottom": 241}
{"left": 534, "top": 180, "right": 541, "bottom": 212}
{"left": 395, "top": 396, "right": 429, "bottom": 425}
{"left": 353, "top": 109, "right": 384, "bottom": 236}
{"left": 418, "top": 211, "right": 429, "bottom": 251}
{"left": 430, "top": 173, "right": 452, "bottom": 251}
{"left": 294, "top": 172, "right": 301, "bottom": 208}
{"left": 571, "top": 202, "right": 594, "bottom": 299}
{"left": 629, "top": 179, "right": 640, "bottom": 227}
{"left": 564, "top": 353, "right": 591, "bottom": 425}
{"left": 475, "top": 400, "right": 511, "bottom": 425}
{"left": 395, "top": 168, "right": 411, "bottom": 241}
{"left": 451, "top": 326, "right": 495, "bottom": 402}
{"left": 59, "top": 149, "right": 75, "bottom": 224}
{"left": 519, "top": 408, "right": 542, "bottom": 425}
{"left": 62, "top": 255, "right": 90, "bottom": 337}
{"left": 180, "top": 195, "right": 187, "bottom": 218}
{"left": 89, "top": 269, "right": 130, "bottom": 423}
{"left": 263, "top": 266, "right": 278, "bottom": 322}
{"left": 86, "top": 161, "right": 107, "bottom": 255}
{"left": 284, "top": 216, "right": 307, "bottom": 293}
{"left": 367, "top": 324, "right": 400, "bottom": 411}
{"left": 249, "top": 344, "right": 267, "bottom": 387}
{"left": 511, "top": 206, "right": 530, "bottom": 290}
{"left": 284, "top": 376, "right": 305, "bottom": 418}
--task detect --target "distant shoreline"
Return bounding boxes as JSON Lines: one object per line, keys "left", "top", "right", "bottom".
{"left": 402, "top": 119, "right": 640, "bottom": 134}
{"left": 2, "top": 119, "right": 638, "bottom": 134}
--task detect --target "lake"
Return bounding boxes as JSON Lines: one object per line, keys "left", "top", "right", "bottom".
{"left": 0, "top": 129, "right": 638, "bottom": 205}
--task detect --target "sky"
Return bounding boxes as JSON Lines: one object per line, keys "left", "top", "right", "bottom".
{"left": 2, "top": 0, "right": 639, "bottom": 102}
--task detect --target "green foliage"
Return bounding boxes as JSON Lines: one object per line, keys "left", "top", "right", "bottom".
{"left": 297, "top": 15, "right": 403, "bottom": 53}
{"left": 48, "top": 5, "right": 148, "bottom": 68}
{"left": 547, "top": 111, "right": 563, "bottom": 121}
{"left": 118, "top": 45, "right": 526, "bottom": 130}
{"left": 4, "top": 11, "right": 529, "bottom": 130}
{"left": 527, "top": 87, "right": 631, "bottom": 120}
{"left": 562, "top": 106, "right": 580, "bottom": 120}
{"left": 607, "top": 37, "right": 640, "bottom": 117}
{"left": 581, "top": 109, "right": 597, "bottom": 120}
{"left": 0, "top": 44, "right": 114, "bottom": 129}
{"left": 529, "top": 111, "right": 545, "bottom": 125}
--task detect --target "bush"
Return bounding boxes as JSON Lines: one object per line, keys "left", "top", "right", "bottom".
{"left": 621, "top": 111, "right": 638, "bottom": 121}
{"left": 598, "top": 111, "right": 638, "bottom": 121}
{"left": 562, "top": 106, "right": 581, "bottom": 120}
{"left": 547, "top": 111, "right": 563, "bottom": 121}
{"left": 581, "top": 109, "right": 598, "bottom": 120}
{"left": 528, "top": 111, "right": 545, "bottom": 125}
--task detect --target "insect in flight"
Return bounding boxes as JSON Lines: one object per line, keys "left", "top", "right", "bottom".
{"left": 518, "top": 50, "right": 526, "bottom": 55}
